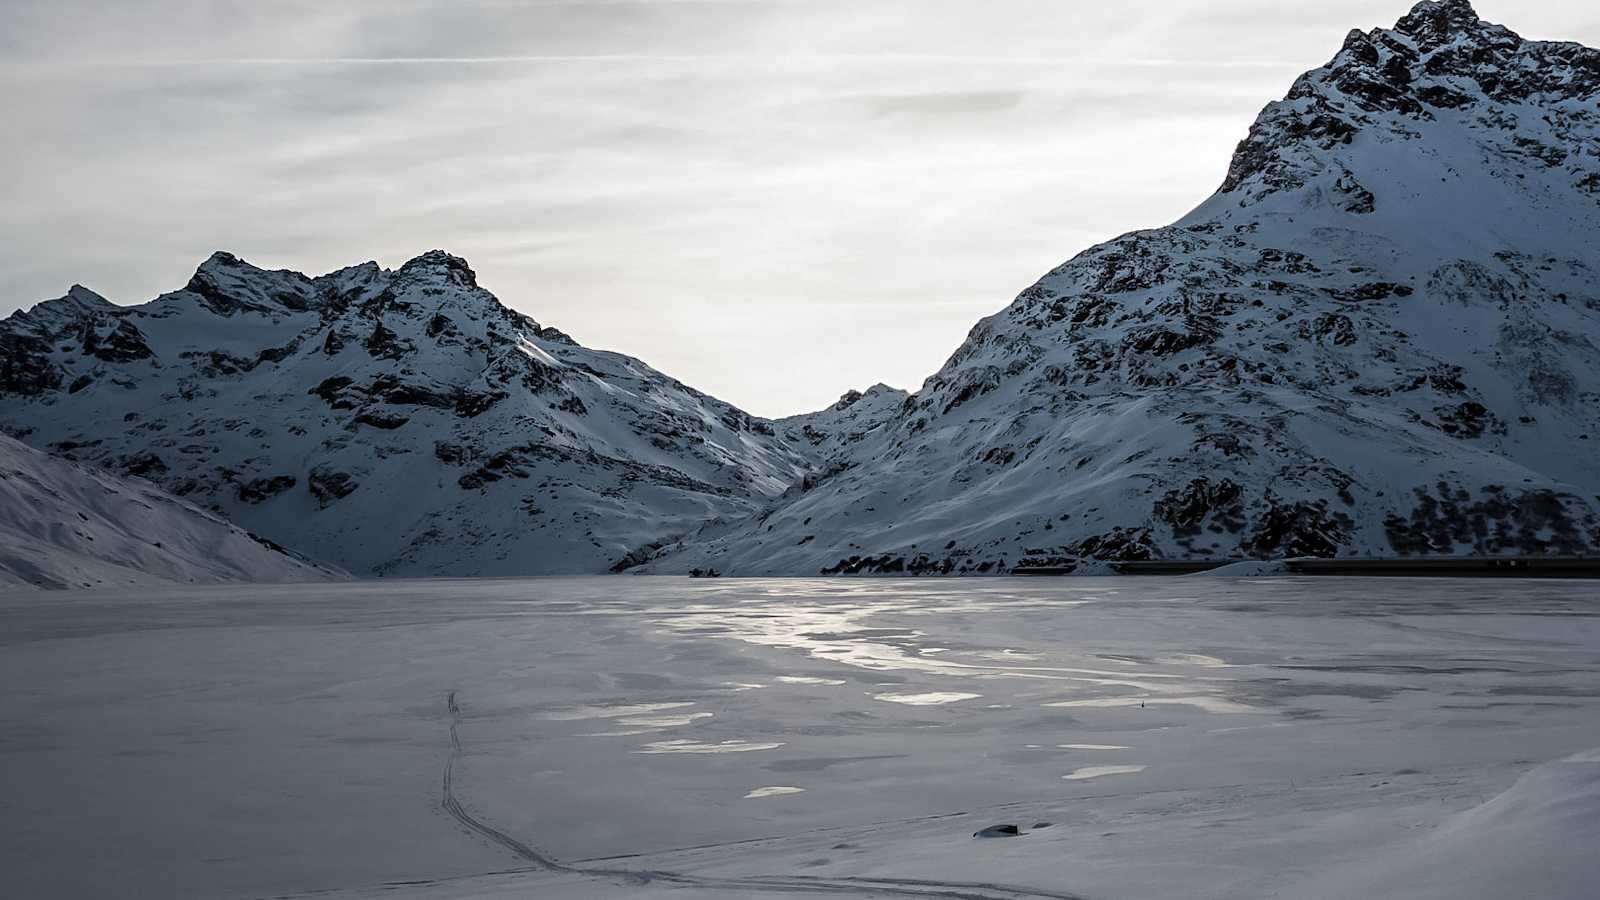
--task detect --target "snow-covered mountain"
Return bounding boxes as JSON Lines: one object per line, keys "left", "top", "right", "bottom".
{"left": 0, "top": 251, "right": 825, "bottom": 576}
{"left": 642, "top": 0, "right": 1600, "bottom": 574}
{"left": 0, "top": 433, "right": 339, "bottom": 590}
{"left": 774, "top": 384, "right": 909, "bottom": 466}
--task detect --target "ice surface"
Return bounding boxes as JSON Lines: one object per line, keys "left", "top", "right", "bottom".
{"left": 3, "top": 575, "right": 1599, "bottom": 900}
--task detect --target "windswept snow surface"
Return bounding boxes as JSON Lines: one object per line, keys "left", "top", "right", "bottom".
{"left": 4, "top": 576, "right": 1600, "bottom": 899}
{"left": 645, "top": 0, "right": 1600, "bottom": 575}
{"left": 0, "top": 434, "right": 338, "bottom": 590}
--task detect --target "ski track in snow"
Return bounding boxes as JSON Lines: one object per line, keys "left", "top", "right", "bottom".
{"left": 438, "top": 690, "right": 1089, "bottom": 900}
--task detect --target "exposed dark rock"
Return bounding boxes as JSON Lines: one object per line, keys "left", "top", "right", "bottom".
{"left": 190, "top": 350, "right": 257, "bottom": 376}
{"left": 426, "top": 313, "right": 457, "bottom": 338}
{"left": 611, "top": 539, "right": 671, "bottom": 573}
{"left": 1385, "top": 484, "right": 1591, "bottom": 556}
{"left": 1436, "top": 400, "right": 1491, "bottom": 438}
{"left": 383, "top": 383, "right": 457, "bottom": 409}
{"left": 433, "top": 441, "right": 473, "bottom": 465}
{"left": 1066, "top": 528, "right": 1156, "bottom": 562}
{"left": 453, "top": 390, "right": 506, "bottom": 418}
{"left": 255, "top": 340, "right": 300, "bottom": 366}
{"left": 353, "top": 411, "right": 410, "bottom": 430}
{"left": 119, "top": 452, "right": 167, "bottom": 478}
{"left": 80, "top": 318, "right": 154, "bottom": 362}
{"left": 1332, "top": 282, "right": 1415, "bottom": 302}
{"left": 1245, "top": 500, "right": 1353, "bottom": 558}
{"left": 309, "top": 376, "right": 356, "bottom": 408}
{"left": 237, "top": 474, "right": 296, "bottom": 503}
{"left": 537, "top": 326, "right": 577, "bottom": 345}
{"left": 0, "top": 333, "right": 61, "bottom": 395}
{"left": 308, "top": 468, "right": 359, "bottom": 507}
{"left": 1154, "top": 479, "right": 1246, "bottom": 538}
{"left": 364, "top": 322, "right": 407, "bottom": 359}
{"left": 1303, "top": 313, "right": 1358, "bottom": 346}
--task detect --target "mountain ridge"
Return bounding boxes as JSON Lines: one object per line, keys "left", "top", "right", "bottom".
{"left": 0, "top": 249, "right": 863, "bottom": 576}
{"left": 3, "top": 0, "right": 1596, "bottom": 580}
{"left": 636, "top": 0, "right": 1600, "bottom": 575}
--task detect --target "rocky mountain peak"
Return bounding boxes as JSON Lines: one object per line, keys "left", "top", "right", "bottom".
{"left": 3, "top": 285, "right": 115, "bottom": 335}
{"left": 1216, "top": 1, "right": 1599, "bottom": 204}
{"left": 63, "top": 285, "right": 112, "bottom": 307}
{"left": 395, "top": 250, "right": 478, "bottom": 289}
{"left": 1, "top": 247, "right": 827, "bottom": 577}
{"left": 183, "top": 251, "right": 321, "bottom": 315}
{"left": 23, "top": 284, "right": 112, "bottom": 315}
{"left": 1394, "top": 0, "right": 1492, "bottom": 51}
{"left": 637, "top": 4, "right": 1600, "bottom": 576}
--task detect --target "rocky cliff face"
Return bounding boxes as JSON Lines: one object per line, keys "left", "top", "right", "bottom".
{"left": 641, "top": 0, "right": 1600, "bottom": 574}
{"left": 0, "top": 251, "right": 828, "bottom": 576}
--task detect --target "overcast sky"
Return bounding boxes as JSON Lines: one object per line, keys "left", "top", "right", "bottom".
{"left": 3, "top": 1, "right": 1595, "bottom": 416}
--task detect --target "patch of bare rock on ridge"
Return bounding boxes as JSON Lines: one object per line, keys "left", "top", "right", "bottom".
{"left": 635, "top": 0, "right": 1600, "bottom": 576}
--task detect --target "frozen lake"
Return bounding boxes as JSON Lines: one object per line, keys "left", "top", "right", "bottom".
{"left": 4, "top": 577, "right": 1600, "bottom": 899}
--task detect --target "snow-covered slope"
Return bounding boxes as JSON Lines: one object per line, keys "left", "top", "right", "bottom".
{"left": 0, "top": 252, "right": 821, "bottom": 576}
{"left": 644, "top": 0, "right": 1600, "bottom": 575}
{"left": 1298, "top": 748, "right": 1600, "bottom": 900}
{"left": 774, "top": 383, "right": 908, "bottom": 467}
{"left": 0, "top": 433, "right": 338, "bottom": 590}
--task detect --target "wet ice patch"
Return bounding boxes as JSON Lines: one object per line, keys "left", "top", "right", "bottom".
{"left": 579, "top": 711, "right": 716, "bottom": 733}
{"left": 637, "top": 739, "right": 785, "bottom": 754}
{"left": 613, "top": 712, "right": 714, "bottom": 728}
{"left": 1044, "top": 696, "right": 1253, "bottom": 713}
{"left": 743, "top": 786, "right": 805, "bottom": 799}
{"left": 1157, "top": 653, "right": 1234, "bottom": 668}
{"left": 540, "top": 701, "right": 696, "bottom": 721}
{"left": 1065, "top": 765, "right": 1147, "bottom": 780}
{"left": 776, "top": 676, "right": 847, "bottom": 686}
{"left": 871, "top": 692, "right": 982, "bottom": 706}
{"left": 977, "top": 649, "right": 1041, "bottom": 661}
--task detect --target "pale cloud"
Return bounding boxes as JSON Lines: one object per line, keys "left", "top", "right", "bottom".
{"left": 2, "top": 0, "right": 1595, "bottom": 416}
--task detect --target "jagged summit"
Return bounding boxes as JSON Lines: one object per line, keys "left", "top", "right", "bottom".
{"left": 1395, "top": 0, "right": 1495, "bottom": 49}
{"left": 1216, "top": 0, "right": 1599, "bottom": 209}
{"left": 5, "top": 285, "right": 116, "bottom": 329}
{"left": 183, "top": 251, "right": 324, "bottom": 315}
{"left": 0, "top": 250, "right": 847, "bottom": 576}
{"left": 639, "top": 3, "right": 1600, "bottom": 575}
{"left": 150, "top": 249, "right": 527, "bottom": 325}
{"left": 64, "top": 284, "right": 111, "bottom": 305}
{"left": 392, "top": 249, "right": 481, "bottom": 291}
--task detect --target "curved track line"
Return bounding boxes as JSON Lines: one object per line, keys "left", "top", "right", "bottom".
{"left": 441, "top": 690, "right": 1089, "bottom": 900}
